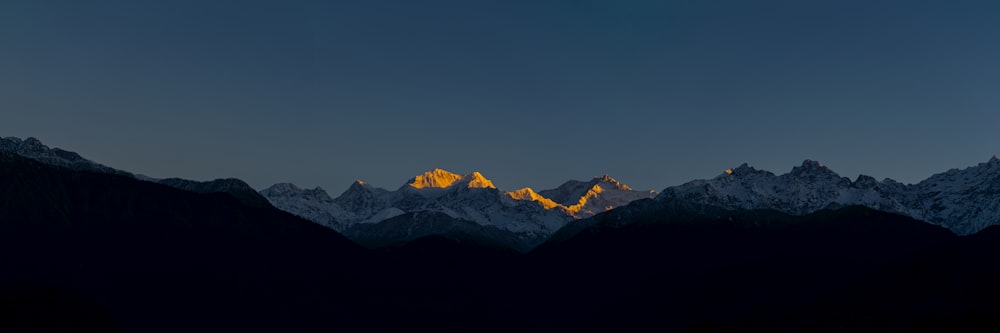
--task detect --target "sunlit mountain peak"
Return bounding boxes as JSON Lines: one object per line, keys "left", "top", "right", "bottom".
{"left": 462, "top": 171, "right": 496, "bottom": 189}
{"left": 407, "top": 168, "right": 463, "bottom": 189}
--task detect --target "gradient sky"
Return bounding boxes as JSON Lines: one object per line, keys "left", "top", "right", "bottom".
{"left": 2, "top": 0, "right": 998, "bottom": 194}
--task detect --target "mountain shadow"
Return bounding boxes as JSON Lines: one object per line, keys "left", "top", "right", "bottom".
{"left": 0, "top": 152, "right": 373, "bottom": 332}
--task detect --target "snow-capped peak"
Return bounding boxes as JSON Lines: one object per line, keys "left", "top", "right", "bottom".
{"left": 404, "top": 169, "right": 497, "bottom": 190}
{"left": 346, "top": 180, "right": 374, "bottom": 192}
{"left": 404, "top": 168, "right": 464, "bottom": 189}
{"left": 456, "top": 171, "right": 496, "bottom": 189}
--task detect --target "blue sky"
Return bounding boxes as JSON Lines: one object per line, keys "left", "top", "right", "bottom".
{"left": 2, "top": 0, "right": 998, "bottom": 194}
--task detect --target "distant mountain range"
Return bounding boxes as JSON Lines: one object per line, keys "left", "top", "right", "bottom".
{"left": 3, "top": 136, "right": 999, "bottom": 251}
{"left": 260, "top": 169, "right": 656, "bottom": 251}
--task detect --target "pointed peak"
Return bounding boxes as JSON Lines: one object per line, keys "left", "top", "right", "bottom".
{"left": 990, "top": 155, "right": 1000, "bottom": 163}
{"left": 590, "top": 174, "right": 632, "bottom": 191}
{"left": 407, "top": 168, "right": 463, "bottom": 189}
{"left": 509, "top": 187, "right": 538, "bottom": 196}
{"left": 854, "top": 174, "right": 879, "bottom": 188}
{"left": 462, "top": 171, "right": 496, "bottom": 189}
{"left": 348, "top": 179, "right": 372, "bottom": 191}
{"left": 855, "top": 174, "right": 877, "bottom": 182}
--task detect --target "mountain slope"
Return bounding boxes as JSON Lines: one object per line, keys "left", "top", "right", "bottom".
{"left": 532, "top": 204, "right": 959, "bottom": 331}
{"left": 0, "top": 136, "right": 132, "bottom": 177}
{"left": 158, "top": 177, "right": 273, "bottom": 208}
{"left": 538, "top": 174, "right": 658, "bottom": 218}
{"left": 0, "top": 152, "right": 370, "bottom": 332}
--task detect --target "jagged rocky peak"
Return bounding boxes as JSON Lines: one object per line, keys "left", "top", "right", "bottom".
{"left": 724, "top": 163, "right": 760, "bottom": 176}
{"left": 789, "top": 159, "right": 846, "bottom": 181}
{"left": 1, "top": 136, "right": 49, "bottom": 154}
{"left": 792, "top": 159, "right": 830, "bottom": 173}
{"left": 854, "top": 174, "right": 880, "bottom": 189}
{"left": 594, "top": 174, "right": 632, "bottom": 191}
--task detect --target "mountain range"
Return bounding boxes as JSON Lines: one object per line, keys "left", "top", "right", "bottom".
{"left": 4, "top": 135, "right": 1000, "bottom": 331}
{"left": 260, "top": 169, "right": 657, "bottom": 251}
{"left": 656, "top": 158, "right": 1000, "bottom": 235}
{"left": 4, "top": 136, "right": 1000, "bottom": 251}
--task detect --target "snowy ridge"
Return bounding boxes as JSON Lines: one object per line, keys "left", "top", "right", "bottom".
{"left": 658, "top": 158, "right": 1000, "bottom": 235}
{"left": 0, "top": 136, "right": 133, "bottom": 177}
{"left": 903, "top": 156, "right": 1000, "bottom": 234}
{"left": 539, "top": 174, "right": 658, "bottom": 218}
{"left": 260, "top": 183, "right": 347, "bottom": 230}
{"left": 157, "top": 177, "right": 272, "bottom": 208}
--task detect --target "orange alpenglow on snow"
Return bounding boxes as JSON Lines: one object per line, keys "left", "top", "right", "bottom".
{"left": 507, "top": 188, "right": 560, "bottom": 209}
{"left": 725, "top": 169, "right": 734, "bottom": 175}
{"left": 564, "top": 184, "right": 605, "bottom": 215}
{"left": 408, "top": 169, "right": 497, "bottom": 189}
{"left": 464, "top": 171, "right": 497, "bottom": 189}
{"left": 408, "top": 168, "right": 464, "bottom": 189}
